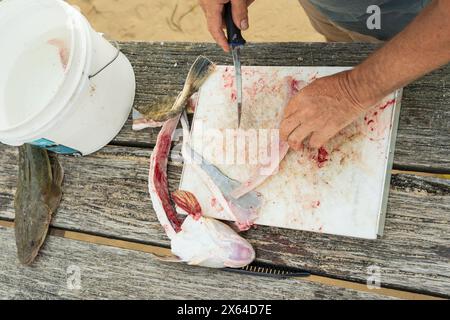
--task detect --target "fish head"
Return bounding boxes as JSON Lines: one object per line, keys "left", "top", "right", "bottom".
{"left": 171, "top": 215, "right": 255, "bottom": 268}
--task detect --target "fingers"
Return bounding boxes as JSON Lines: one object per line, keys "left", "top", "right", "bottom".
{"left": 280, "top": 113, "right": 301, "bottom": 142}
{"left": 280, "top": 94, "right": 306, "bottom": 141}
{"left": 309, "top": 127, "right": 338, "bottom": 149}
{"left": 287, "top": 122, "right": 314, "bottom": 151}
{"left": 231, "top": 0, "right": 249, "bottom": 30}
{"left": 282, "top": 95, "right": 303, "bottom": 119}
{"left": 200, "top": 0, "right": 230, "bottom": 52}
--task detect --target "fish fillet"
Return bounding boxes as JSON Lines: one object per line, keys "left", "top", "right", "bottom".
{"left": 148, "top": 114, "right": 254, "bottom": 267}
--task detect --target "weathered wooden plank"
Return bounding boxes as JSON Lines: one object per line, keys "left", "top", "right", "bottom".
{"left": 113, "top": 42, "right": 450, "bottom": 171}
{"left": 1, "top": 144, "right": 448, "bottom": 296}
{"left": 0, "top": 227, "right": 395, "bottom": 300}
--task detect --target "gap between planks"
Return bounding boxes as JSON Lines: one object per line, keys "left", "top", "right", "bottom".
{"left": 0, "top": 219, "right": 443, "bottom": 301}
{"left": 107, "top": 141, "right": 450, "bottom": 179}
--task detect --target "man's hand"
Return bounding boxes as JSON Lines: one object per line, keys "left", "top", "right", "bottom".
{"left": 280, "top": 71, "right": 374, "bottom": 150}
{"left": 199, "top": 0, "right": 254, "bottom": 52}
{"left": 281, "top": 0, "right": 450, "bottom": 151}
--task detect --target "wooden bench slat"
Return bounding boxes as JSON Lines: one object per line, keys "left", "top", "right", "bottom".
{"left": 0, "top": 227, "right": 396, "bottom": 300}
{"left": 1, "top": 144, "right": 448, "bottom": 296}
{"left": 112, "top": 42, "right": 450, "bottom": 171}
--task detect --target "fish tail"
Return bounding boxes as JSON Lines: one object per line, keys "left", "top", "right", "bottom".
{"left": 186, "top": 56, "right": 216, "bottom": 93}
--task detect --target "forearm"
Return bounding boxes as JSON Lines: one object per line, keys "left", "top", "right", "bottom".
{"left": 347, "top": 0, "right": 450, "bottom": 107}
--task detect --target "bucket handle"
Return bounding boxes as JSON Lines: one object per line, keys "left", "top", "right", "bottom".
{"left": 88, "top": 39, "right": 121, "bottom": 80}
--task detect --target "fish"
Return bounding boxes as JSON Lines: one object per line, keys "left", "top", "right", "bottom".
{"left": 171, "top": 190, "right": 255, "bottom": 268}
{"left": 147, "top": 56, "right": 255, "bottom": 268}
{"left": 149, "top": 113, "right": 255, "bottom": 268}
{"left": 132, "top": 110, "right": 165, "bottom": 130}
{"left": 149, "top": 115, "right": 183, "bottom": 238}
{"left": 14, "top": 145, "right": 64, "bottom": 265}
{"left": 180, "top": 113, "right": 262, "bottom": 231}
{"left": 136, "top": 56, "right": 216, "bottom": 122}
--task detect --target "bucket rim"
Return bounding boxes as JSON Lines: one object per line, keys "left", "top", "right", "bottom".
{"left": 0, "top": 0, "right": 91, "bottom": 141}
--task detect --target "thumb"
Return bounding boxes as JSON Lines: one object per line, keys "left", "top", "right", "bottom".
{"left": 231, "top": 0, "right": 249, "bottom": 30}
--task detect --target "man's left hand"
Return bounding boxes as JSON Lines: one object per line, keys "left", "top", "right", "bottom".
{"left": 280, "top": 71, "right": 372, "bottom": 150}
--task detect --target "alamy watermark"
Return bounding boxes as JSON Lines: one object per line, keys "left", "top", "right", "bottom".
{"left": 66, "top": 265, "right": 82, "bottom": 290}
{"left": 367, "top": 265, "right": 381, "bottom": 289}
{"left": 366, "top": 5, "right": 381, "bottom": 30}
{"left": 172, "top": 120, "right": 283, "bottom": 176}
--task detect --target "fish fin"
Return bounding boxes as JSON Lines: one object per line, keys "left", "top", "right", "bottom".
{"left": 49, "top": 153, "right": 64, "bottom": 186}
{"left": 172, "top": 190, "right": 203, "bottom": 220}
{"left": 48, "top": 153, "right": 64, "bottom": 213}
{"left": 135, "top": 96, "right": 178, "bottom": 122}
{"left": 135, "top": 56, "right": 214, "bottom": 122}
{"left": 186, "top": 56, "right": 216, "bottom": 93}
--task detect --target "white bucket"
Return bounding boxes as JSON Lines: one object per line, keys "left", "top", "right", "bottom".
{"left": 0, "top": 0, "right": 136, "bottom": 155}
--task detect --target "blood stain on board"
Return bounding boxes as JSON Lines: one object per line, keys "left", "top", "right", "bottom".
{"left": 380, "top": 99, "right": 396, "bottom": 110}
{"left": 314, "top": 147, "right": 329, "bottom": 168}
{"left": 230, "top": 91, "right": 237, "bottom": 102}
{"left": 312, "top": 200, "right": 321, "bottom": 209}
{"left": 222, "top": 69, "right": 234, "bottom": 88}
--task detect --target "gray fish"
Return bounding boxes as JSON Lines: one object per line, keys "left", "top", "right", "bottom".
{"left": 14, "top": 145, "right": 63, "bottom": 265}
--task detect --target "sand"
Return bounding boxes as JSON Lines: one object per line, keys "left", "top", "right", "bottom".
{"left": 67, "top": 0, "right": 324, "bottom": 42}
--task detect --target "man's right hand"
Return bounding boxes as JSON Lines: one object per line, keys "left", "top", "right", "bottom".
{"left": 199, "top": 0, "right": 254, "bottom": 52}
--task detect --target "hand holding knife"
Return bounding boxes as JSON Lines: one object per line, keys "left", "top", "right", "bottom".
{"left": 224, "top": 2, "right": 246, "bottom": 127}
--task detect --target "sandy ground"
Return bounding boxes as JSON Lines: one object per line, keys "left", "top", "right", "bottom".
{"left": 67, "top": 0, "right": 324, "bottom": 42}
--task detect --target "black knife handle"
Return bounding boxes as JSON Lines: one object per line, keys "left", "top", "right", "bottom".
{"left": 224, "top": 2, "right": 246, "bottom": 47}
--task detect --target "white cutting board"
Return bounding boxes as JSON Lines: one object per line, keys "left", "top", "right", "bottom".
{"left": 180, "top": 66, "right": 402, "bottom": 239}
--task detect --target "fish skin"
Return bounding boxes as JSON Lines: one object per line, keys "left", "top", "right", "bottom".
{"left": 14, "top": 145, "right": 63, "bottom": 265}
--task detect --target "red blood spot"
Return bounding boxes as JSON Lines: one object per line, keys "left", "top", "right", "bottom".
{"left": 373, "top": 112, "right": 378, "bottom": 116}
{"left": 312, "top": 200, "right": 321, "bottom": 208}
{"left": 364, "top": 116, "right": 368, "bottom": 121}
{"left": 291, "top": 79, "right": 301, "bottom": 94}
{"left": 315, "top": 147, "right": 329, "bottom": 168}
{"left": 367, "top": 120, "right": 374, "bottom": 125}
{"left": 222, "top": 71, "right": 234, "bottom": 89}
{"left": 380, "top": 99, "right": 396, "bottom": 110}
{"left": 230, "top": 91, "right": 237, "bottom": 102}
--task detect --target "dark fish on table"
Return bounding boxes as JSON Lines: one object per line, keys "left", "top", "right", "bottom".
{"left": 14, "top": 144, "right": 64, "bottom": 265}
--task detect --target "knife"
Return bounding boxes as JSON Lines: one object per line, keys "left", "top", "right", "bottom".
{"left": 224, "top": 2, "right": 246, "bottom": 127}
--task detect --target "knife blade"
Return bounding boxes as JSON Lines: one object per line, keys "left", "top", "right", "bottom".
{"left": 224, "top": 2, "right": 246, "bottom": 127}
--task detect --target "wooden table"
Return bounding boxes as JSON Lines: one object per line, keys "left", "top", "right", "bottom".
{"left": 0, "top": 42, "right": 449, "bottom": 300}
